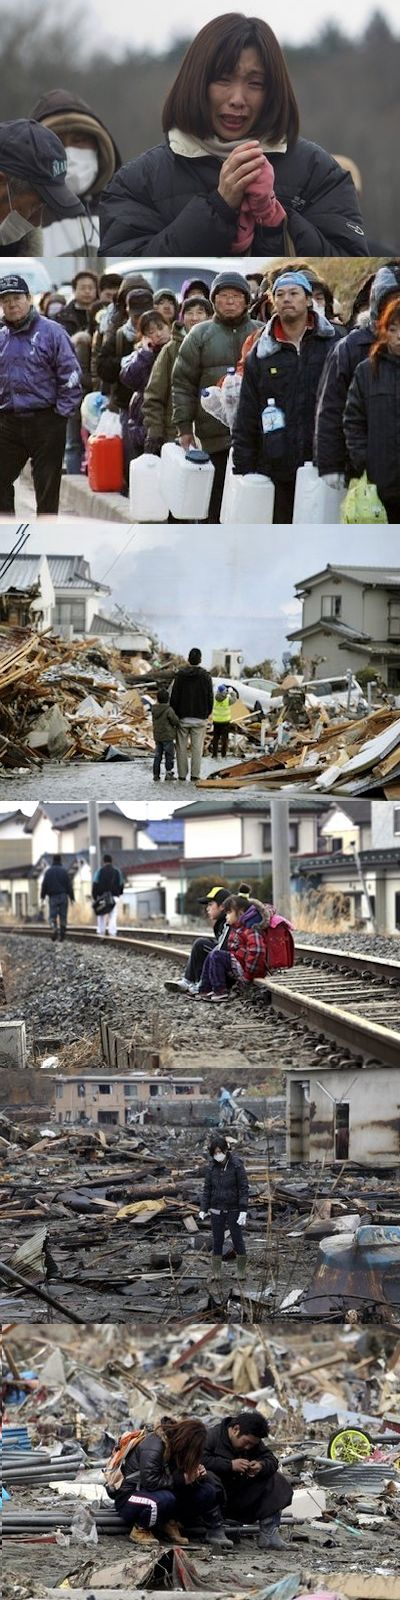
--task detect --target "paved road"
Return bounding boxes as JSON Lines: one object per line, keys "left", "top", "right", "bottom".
{"left": 0, "top": 753, "right": 235, "bottom": 801}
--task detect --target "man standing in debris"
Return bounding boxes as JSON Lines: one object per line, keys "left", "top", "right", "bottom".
{"left": 92, "top": 853, "right": 124, "bottom": 938}
{"left": 199, "top": 1134, "right": 249, "bottom": 1287}
{"left": 166, "top": 886, "right": 230, "bottom": 995}
{"left": 0, "top": 273, "right": 83, "bottom": 514}
{"left": 203, "top": 1409, "right": 293, "bottom": 1550}
{"left": 40, "top": 854, "right": 74, "bottom": 943}
{"left": 169, "top": 648, "right": 214, "bottom": 782}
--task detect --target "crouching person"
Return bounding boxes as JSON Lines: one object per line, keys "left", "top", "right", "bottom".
{"left": 203, "top": 1410, "right": 293, "bottom": 1551}
{"left": 107, "top": 1419, "right": 232, "bottom": 1547}
{"left": 196, "top": 893, "right": 269, "bottom": 1002}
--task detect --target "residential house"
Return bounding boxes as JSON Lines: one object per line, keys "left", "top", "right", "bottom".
{"left": 0, "top": 551, "right": 110, "bottom": 637}
{"left": 286, "top": 1062, "right": 399, "bottom": 1167}
{"left": 287, "top": 564, "right": 400, "bottom": 691}
{"left": 0, "top": 555, "right": 54, "bottom": 631}
{"left": 55, "top": 1074, "right": 202, "bottom": 1127}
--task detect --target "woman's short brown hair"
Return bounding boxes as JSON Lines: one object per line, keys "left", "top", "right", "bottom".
{"left": 162, "top": 13, "right": 299, "bottom": 146}
{"left": 370, "top": 294, "right": 400, "bottom": 368}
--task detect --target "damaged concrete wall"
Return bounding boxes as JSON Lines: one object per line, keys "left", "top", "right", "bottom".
{"left": 287, "top": 1066, "right": 400, "bottom": 1165}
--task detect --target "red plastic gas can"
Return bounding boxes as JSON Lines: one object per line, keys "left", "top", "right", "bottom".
{"left": 88, "top": 434, "right": 124, "bottom": 492}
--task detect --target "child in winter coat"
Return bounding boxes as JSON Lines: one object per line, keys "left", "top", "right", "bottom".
{"left": 151, "top": 688, "right": 180, "bottom": 782}
{"left": 119, "top": 310, "right": 171, "bottom": 467}
{"left": 196, "top": 894, "right": 270, "bottom": 1002}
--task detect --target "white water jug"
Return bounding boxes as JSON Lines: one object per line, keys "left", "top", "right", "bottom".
{"left": 160, "top": 443, "right": 215, "bottom": 520}
{"left": 221, "top": 461, "right": 275, "bottom": 524}
{"left": 129, "top": 454, "right": 169, "bottom": 521}
{"left": 292, "top": 461, "right": 343, "bottom": 524}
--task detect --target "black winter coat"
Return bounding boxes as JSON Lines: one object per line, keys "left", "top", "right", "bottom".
{"left": 343, "top": 353, "right": 400, "bottom": 503}
{"left": 151, "top": 702, "right": 180, "bottom": 743}
{"left": 203, "top": 1153, "right": 249, "bottom": 1213}
{"left": 99, "top": 138, "right": 368, "bottom": 259}
{"left": 41, "top": 865, "right": 74, "bottom": 901}
{"left": 233, "top": 312, "right": 343, "bottom": 482}
{"left": 93, "top": 864, "right": 124, "bottom": 900}
{"left": 203, "top": 1419, "right": 293, "bottom": 1518}
{"left": 113, "top": 1433, "right": 179, "bottom": 1510}
{"left": 170, "top": 664, "right": 214, "bottom": 721}
{"left": 314, "top": 322, "right": 373, "bottom": 477}
{"left": 97, "top": 326, "right": 138, "bottom": 409}
{"left": 57, "top": 302, "right": 92, "bottom": 339}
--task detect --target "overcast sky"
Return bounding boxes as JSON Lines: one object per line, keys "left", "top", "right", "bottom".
{"left": 46, "top": 0, "right": 400, "bottom": 55}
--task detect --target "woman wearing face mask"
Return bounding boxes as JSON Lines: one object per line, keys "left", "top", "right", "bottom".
{"left": 99, "top": 12, "right": 368, "bottom": 259}
{"left": 199, "top": 1134, "right": 249, "bottom": 1287}
{"left": 30, "top": 89, "right": 121, "bottom": 258}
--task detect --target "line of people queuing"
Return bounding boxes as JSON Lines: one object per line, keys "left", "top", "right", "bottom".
{"left": 106, "top": 1409, "right": 293, "bottom": 1551}
{"left": 0, "top": 257, "right": 399, "bottom": 519}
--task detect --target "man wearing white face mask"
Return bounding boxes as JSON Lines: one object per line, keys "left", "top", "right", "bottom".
{"left": 31, "top": 89, "right": 120, "bottom": 259}
{"left": 0, "top": 119, "right": 85, "bottom": 256}
{"left": 199, "top": 1134, "right": 249, "bottom": 1288}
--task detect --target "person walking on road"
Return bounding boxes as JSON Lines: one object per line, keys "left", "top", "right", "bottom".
{"left": 232, "top": 269, "right": 342, "bottom": 522}
{"left": 0, "top": 274, "right": 83, "bottom": 513}
{"left": 40, "top": 854, "right": 74, "bottom": 943}
{"left": 199, "top": 1134, "right": 249, "bottom": 1285}
{"left": 203, "top": 1409, "right": 293, "bottom": 1550}
{"left": 92, "top": 853, "right": 124, "bottom": 938}
{"left": 170, "top": 648, "right": 214, "bottom": 781}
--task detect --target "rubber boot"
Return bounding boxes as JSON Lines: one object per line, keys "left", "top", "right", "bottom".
{"left": 258, "top": 1517, "right": 285, "bottom": 1550}
{"left": 210, "top": 1254, "right": 223, "bottom": 1285}
{"left": 236, "top": 1254, "right": 247, "bottom": 1282}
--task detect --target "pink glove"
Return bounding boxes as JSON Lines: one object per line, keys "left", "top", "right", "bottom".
{"left": 232, "top": 156, "right": 286, "bottom": 253}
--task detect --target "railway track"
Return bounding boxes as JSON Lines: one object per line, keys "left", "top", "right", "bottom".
{"left": 4, "top": 925, "right": 400, "bottom": 1068}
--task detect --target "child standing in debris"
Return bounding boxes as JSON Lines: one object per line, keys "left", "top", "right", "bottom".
{"left": 196, "top": 893, "right": 269, "bottom": 1001}
{"left": 151, "top": 688, "right": 180, "bottom": 781}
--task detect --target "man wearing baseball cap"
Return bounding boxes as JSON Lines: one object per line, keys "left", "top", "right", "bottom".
{"left": 165, "top": 886, "right": 230, "bottom": 995}
{"left": 0, "top": 275, "right": 83, "bottom": 514}
{"left": 232, "top": 268, "right": 343, "bottom": 522}
{"left": 0, "top": 120, "right": 85, "bottom": 254}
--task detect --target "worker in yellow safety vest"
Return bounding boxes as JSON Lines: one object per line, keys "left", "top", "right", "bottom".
{"left": 212, "top": 683, "right": 233, "bottom": 759}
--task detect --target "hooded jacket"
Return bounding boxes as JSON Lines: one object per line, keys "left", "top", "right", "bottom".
{"left": 99, "top": 137, "right": 368, "bottom": 258}
{"left": 343, "top": 352, "right": 400, "bottom": 502}
{"left": 0, "top": 311, "right": 83, "bottom": 415}
{"left": 96, "top": 275, "right": 153, "bottom": 408}
{"left": 314, "top": 263, "right": 400, "bottom": 477}
{"left": 170, "top": 663, "right": 214, "bottom": 722}
{"left": 203, "top": 1151, "right": 249, "bottom": 1213}
{"left": 232, "top": 309, "right": 342, "bottom": 481}
{"left": 31, "top": 89, "right": 120, "bottom": 200}
{"left": 227, "top": 903, "right": 269, "bottom": 981}
{"left": 142, "top": 322, "right": 185, "bottom": 446}
{"left": 151, "top": 701, "right": 180, "bottom": 743}
{"left": 172, "top": 309, "right": 261, "bottom": 454}
{"left": 41, "top": 864, "right": 74, "bottom": 901}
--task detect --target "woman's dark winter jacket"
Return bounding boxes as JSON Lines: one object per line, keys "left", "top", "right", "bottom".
{"left": 151, "top": 701, "right": 180, "bottom": 743}
{"left": 314, "top": 323, "right": 373, "bottom": 476}
{"left": 97, "top": 323, "right": 138, "bottom": 410}
{"left": 203, "top": 1419, "right": 293, "bottom": 1519}
{"left": 99, "top": 138, "right": 368, "bottom": 258}
{"left": 172, "top": 310, "right": 261, "bottom": 454}
{"left": 232, "top": 311, "right": 343, "bottom": 483}
{"left": 343, "top": 352, "right": 400, "bottom": 502}
{"left": 170, "top": 664, "right": 214, "bottom": 721}
{"left": 112, "top": 1433, "right": 180, "bottom": 1511}
{"left": 203, "top": 1152, "right": 249, "bottom": 1214}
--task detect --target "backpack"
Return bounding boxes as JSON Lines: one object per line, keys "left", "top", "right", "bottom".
{"left": 265, "top": 911, "right": 295, "bottom": 970}
{"left": 104, "top": 1427, "right": 147, "bottom": 1497}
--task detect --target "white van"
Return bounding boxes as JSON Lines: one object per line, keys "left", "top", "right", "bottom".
{"left": 104, "top": 257, "right": 271, "bottom": 298}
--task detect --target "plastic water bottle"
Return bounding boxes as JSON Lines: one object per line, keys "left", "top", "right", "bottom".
{"left": 261, "top": 397, "right": 285, "bottom": 434}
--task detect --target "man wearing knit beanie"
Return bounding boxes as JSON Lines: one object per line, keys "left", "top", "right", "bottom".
{"left": 172, "top": 271, "right": 261, "bottom": 519}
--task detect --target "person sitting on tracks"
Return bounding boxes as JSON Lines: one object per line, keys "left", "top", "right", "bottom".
{"left": 195, "top": 893, "right": 269, "bottom": 1002}
{"left": 40, "top": 854, "right": 74, "bottom": 943}
{"left": 165, "top": 885, "right": 230, "bottom": 996}
{"left": 202, "top": 1409, "right": 293, "bottom": 1550}
{"left": 199, "top": 1133, "right": 249, "bottom": 1284}
{"left": 92, "top": 852, "right": 124, "bottom": 938}
{"left": 107, "top": 1417, "right": 232, "bottom": 1548}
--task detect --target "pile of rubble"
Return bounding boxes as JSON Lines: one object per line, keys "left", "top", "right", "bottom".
{"left": 0, "top": 627, "right": 182, "bottom": 769}
{"left": 2, "top": 1323, "right": 399, "bottom": 1594}
{"left": 199, "top": 705, "right": 400, "bottom": 798}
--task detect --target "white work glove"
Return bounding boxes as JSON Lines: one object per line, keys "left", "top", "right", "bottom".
{"left": 322, "top": 473, "right": 345, "bottom": 490}
{"left": 198, "top": 1211, "right": 207, "bottom": 1222}
{"left": 238, "top": 1211, "right": 247, "bottom": 1226}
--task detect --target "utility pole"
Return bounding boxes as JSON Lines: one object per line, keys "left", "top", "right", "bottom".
{"left": 271, "top": 799, "right": 291, "bottom": 920}
{"left": 88, "top": 802, "right": 101, "bottom": 876}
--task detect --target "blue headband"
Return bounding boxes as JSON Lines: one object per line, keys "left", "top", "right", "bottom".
{"left": 273, "top": 271, "right": 313, "bottom": 295}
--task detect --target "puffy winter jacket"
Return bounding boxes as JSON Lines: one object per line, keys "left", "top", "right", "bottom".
{"left": 97, "top": 322, "right": 139, "bottom": 410}
{"left": 41, "top": 865, "right": 74, "bottom": 901}
{"left": 172, "top": 310, "right": 261, "bottom": 454}
{"left": 92, "top": 864, "right": 124, "bottom": 900}
{"left": 232, "top": 311, "right": 342, "bottom": 482}
{"left": 151, "top": 702, "right": 180, "bottom": 743}
{"left": 170, "top": 664, "right": 214, "bottom": 721}
{"left": 57, "top": 300, "right": 93, "bottom": 338}
{"left": 343, "top": 352, "right": 400, "bottom": 503}
{"left": 313, "top": 322, "right": 373, "bottom": 477}
{"left": 227, "top": 904, "right": 269, "bottom": 981}
{"left": 142, "top": 322, "right": 185, "bottom": 446}
{"left": 113, "top": 1433, "right": 177, "bottom": 1511}
{"left": 203, "top": 1419, "right": 278, "bottom": 1482}
{"left": 0, "top": 311, "right": 83, "bottom": 415}
{"left": 119, "top": 343, "right": 160, "bottom": 455}
{"left": 203, "top": 1152, "right": 249, "bottom": 1213}
{"left": 99, "top": 137, "right": 368, "bottom": 258}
